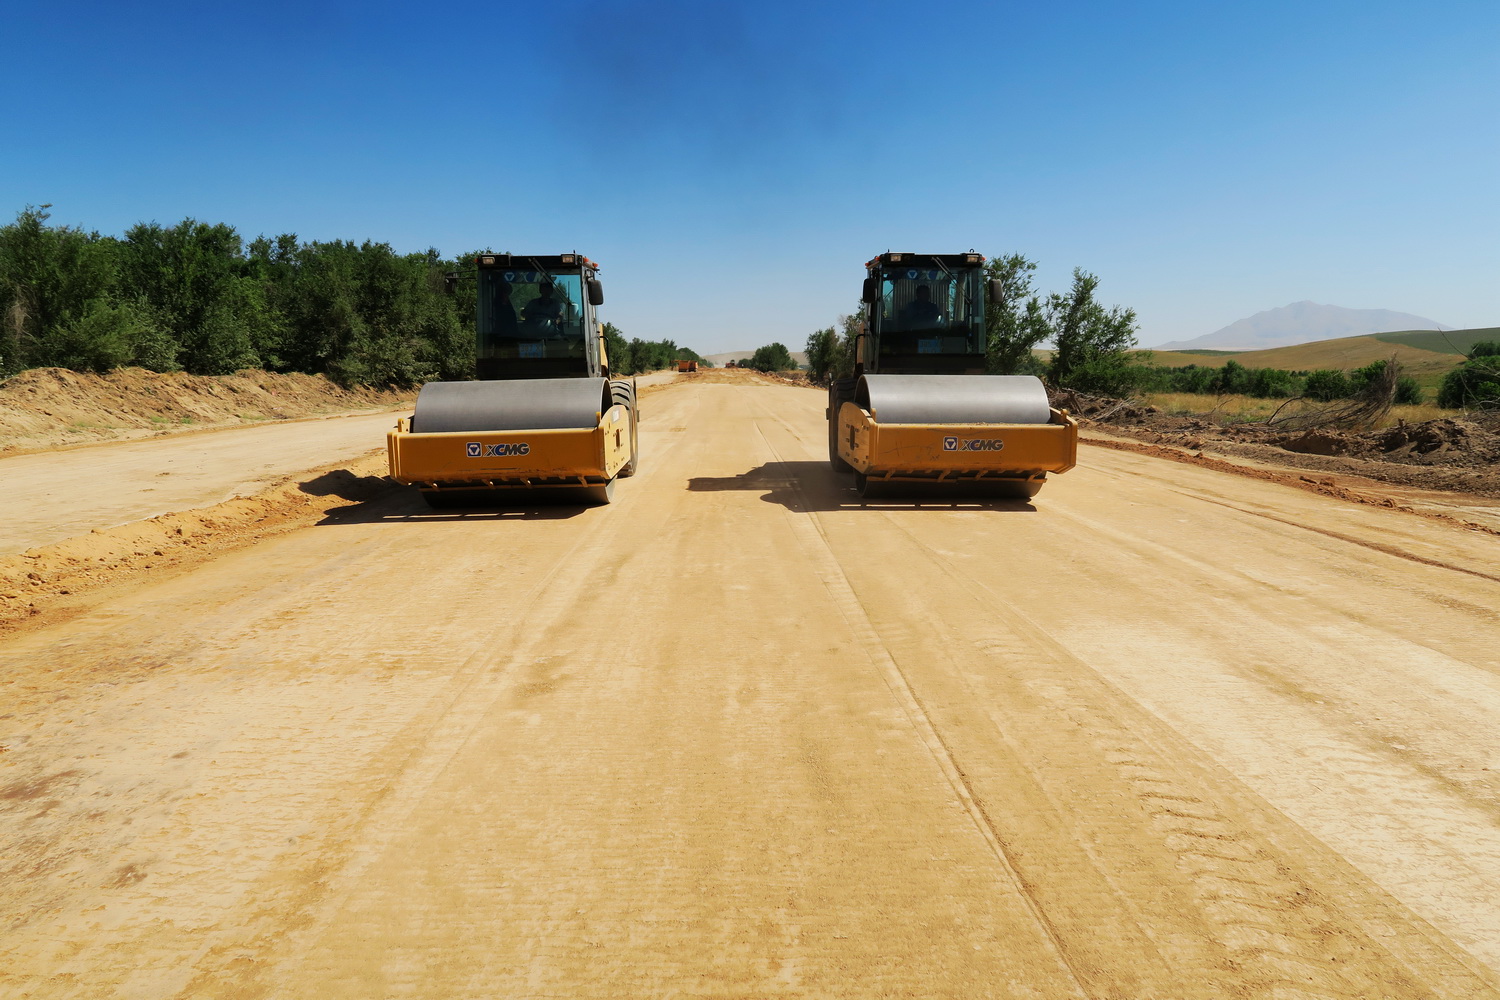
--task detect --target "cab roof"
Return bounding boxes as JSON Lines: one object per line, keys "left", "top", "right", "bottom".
{"left": 476, "top": 252, "right": 598, "bottom": 271}
{"left": 865, "top": 251, "right": 986, "bottom": 270}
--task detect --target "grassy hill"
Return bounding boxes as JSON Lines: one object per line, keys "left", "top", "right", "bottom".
{"left": 1138, "top": 326, "right": 1497, "bottom": 394}
{"left": 1372, "top": 327, "right": 1500, "bottom": 355}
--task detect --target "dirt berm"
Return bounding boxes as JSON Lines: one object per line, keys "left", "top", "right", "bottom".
{"left": 1057, "top": 390, "right": 1500, "bottom": 500}
{"left": 0, "top": 367, "right": 410, "bottom": 454}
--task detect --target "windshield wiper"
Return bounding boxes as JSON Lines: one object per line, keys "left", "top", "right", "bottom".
{"left": 526, "top": 257, "right": 557, "bottom": 286}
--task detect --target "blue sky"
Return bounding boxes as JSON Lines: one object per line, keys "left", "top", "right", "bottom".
{"left": 4, "top": 0, "right": 1496, "bottom": 352}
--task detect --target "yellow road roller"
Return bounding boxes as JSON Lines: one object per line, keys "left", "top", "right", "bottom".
{"left": 830, "top": 251, "right": 1077, "bottom": 498}
{"left": 387, "top": 253, "right": 638, "bottom": 506}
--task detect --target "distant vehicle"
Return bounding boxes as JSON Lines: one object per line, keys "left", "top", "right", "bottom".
{"left": 677, "top": 359, "right": 699, "bottom": 373}
{"left": 725, "top": 361, "right": 738, "bottom": 368}
{"left": 387, "top": 253, "right": 639, "bottom": 506}
{"left": 829, "top": 251, "right": 1077, "bottom": 498}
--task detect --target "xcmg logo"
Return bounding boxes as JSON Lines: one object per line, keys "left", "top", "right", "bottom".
{"left": 942, "top": 437, "right": 1005, "bottom": 452}
{"left": 466, "top": 442, "right": 530, "bottom": 458}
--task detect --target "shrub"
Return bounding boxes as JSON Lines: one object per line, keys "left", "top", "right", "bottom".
{"left": 1304, "top": 369, "right": 1351, "bottom": 401}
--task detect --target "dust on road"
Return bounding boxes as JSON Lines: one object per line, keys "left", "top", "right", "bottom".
{"left": 2, "top": 376, "right": 1498, "bottom": 998}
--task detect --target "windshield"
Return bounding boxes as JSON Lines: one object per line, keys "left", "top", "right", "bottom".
{"left": 874, "top": 266, "right": 985, "bottom": 355}
{"left": 476, "top": 269, "right": 586, "bottom": 361}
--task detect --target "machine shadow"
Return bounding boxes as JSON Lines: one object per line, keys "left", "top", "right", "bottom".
{"left": 301, "top": 472, "right": 591, "bottom": 524}
{"left": 687, "top": 461, "right": 1037, "bottom": 514}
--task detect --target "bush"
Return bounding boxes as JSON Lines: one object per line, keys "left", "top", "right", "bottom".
{"left": 1248, "top": 367, "right": 1297, "bottom": 398}
{"left": 1438, "top": 355, "right": 1500, "bottom": 408}
{"left": 1304, "top": 369, "right": 1351, "bottom": 401}
{"left": 748, "top": 342, "right": 796, "bottom": 372}
{"left": 1395, "top": 376, "right": 1423, "bottom": 405}
{"left": 805, "top": 326, "right": 837, "bottom": 383}
{"left": 1061, "top": 355, "right": 1160, "bottom": 396}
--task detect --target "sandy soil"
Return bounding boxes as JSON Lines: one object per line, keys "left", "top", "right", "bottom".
{"left": 0, "top": 367, "right": 411, "bottom": 454}
{"left": 1059, "top": 390, "right": 1500, "bottom": 499}
{"left": 2, "top": 376, "right": 1499, "bottom": 998}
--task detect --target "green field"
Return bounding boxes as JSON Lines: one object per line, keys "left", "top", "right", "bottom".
{"left": 1372, "top": 327, "right": 1500, "bottom": 355}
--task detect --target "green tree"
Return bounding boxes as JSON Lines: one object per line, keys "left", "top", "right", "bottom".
{"left": 1248, "top": 367, "right": 1297, "bottom": 398}
{"left": 1303, "top": 369, "right": 1351, "bottom": 401}
{"left": 805, "top": 326, "right": 837, "bottom": 383}
{"left": 984, "top": 254, "right": 1051, "bottom": 375}
{"left": 1438, "top": 353, "right": 1500, "bottom": 408}
{"left": 748, "top": 342, "right": 796, "bottom": 371}
{"left": 0, "top": 206, "right": 124, "bottom": 374}
{"left": 1045, "top": 269, "right": 1138, "bottom": 389}
{"left": 602, "top": 322, "right": 632, "bottom": 375}
{"left": 120, "top": 219, "right": 266, "bottom": 374}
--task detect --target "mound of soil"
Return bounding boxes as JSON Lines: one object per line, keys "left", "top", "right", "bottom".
{"left": 0, "top": 454, "right": 399, "bottom": 637}
{"left": 0, "top": 368, "right": 411, "bottom": 454}
{"left": 1057, "top": 389, "right": 1500, "bottom": 499}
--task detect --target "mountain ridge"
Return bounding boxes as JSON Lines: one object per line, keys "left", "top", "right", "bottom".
{"left": 1154, "top": 301, "right": 1448, "bottom": 351}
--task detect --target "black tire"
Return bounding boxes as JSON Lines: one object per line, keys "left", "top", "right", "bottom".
{"left": 611, "top": 382, "right": 639, "bottom": 477}
{"left": 828, "top": 379, "right": 855, "bottom": 474}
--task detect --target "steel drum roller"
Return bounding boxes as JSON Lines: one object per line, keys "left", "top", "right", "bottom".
{"left": 855, "top": 374, "right": 1052, "bottom": 425}
{"left": 410, "top": 377, "right": 611, "bottom": 433}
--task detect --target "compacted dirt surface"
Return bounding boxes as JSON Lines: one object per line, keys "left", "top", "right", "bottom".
{"left": 4, "top": 371, "right": 1500, "bottom": 998}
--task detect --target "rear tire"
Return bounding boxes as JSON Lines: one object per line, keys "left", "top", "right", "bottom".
{"left": 611, "top": 382, "right": 639, "bottom": 477}
{"left": 828, "top": 379, "right": 855, "bottom": 474}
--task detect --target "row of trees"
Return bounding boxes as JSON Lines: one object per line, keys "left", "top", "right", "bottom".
{"left": 0, "top": 207, "right": 698, "bottom": 385}
{"left": 729, "top": 343, "right": 797, "bottom": 372}
{"left": 601, "top": 325, "right": 711, "bottom": 376}
{"left": 1146, "top": 357, "right": 1424, "bottom": 404}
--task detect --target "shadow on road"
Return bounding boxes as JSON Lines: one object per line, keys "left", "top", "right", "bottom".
{"left": 300, "top": 471, "right": 591, "bottom": 524}
{"left": 687, "top": 461, "right": 1037, "bottom": 514}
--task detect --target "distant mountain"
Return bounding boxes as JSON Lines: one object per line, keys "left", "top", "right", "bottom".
{"left": 1153, "top": 302, "right": 1449, "bottom": 351}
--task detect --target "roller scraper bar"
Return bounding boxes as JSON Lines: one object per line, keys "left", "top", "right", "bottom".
{"left": 856, "top": 375, "right": 1052, "bottom": 425}
{"left": 411, "top": 378, "right": 610, "bottom": 433}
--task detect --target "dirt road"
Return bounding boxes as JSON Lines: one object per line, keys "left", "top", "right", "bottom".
{"left": 3, "top": 378, "right": 1499, "bottom": 998}
{"left": 1, "top": 410, "right": 405, "bottom": 556}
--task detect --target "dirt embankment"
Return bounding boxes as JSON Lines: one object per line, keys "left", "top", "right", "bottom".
{"left": 0, "top": 367, "right": 412, "bottom": 454}
{"left": 0, "top": 454, "right": 399, "bottom": 638}
{"left": 1058, "top": 391, "right": 1500, "bottom": 500}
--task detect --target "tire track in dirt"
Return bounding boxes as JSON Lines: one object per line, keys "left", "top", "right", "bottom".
{"left": 869, "top": 514, "right": 1499, "bottom": 998}
{"left": 745, "top": 390, "right": 1498, "bottom": 998}
{"left": 748, "top": 412, "right": 1091, "bottom": 996}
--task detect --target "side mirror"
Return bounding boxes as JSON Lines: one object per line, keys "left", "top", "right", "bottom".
{"left": 587, "top": 279, "right": 605, "bottom": 306}
{"left": 987, "top": 278, "right": 1005, "bottom": 306}
{"left": 861, "top": 277, "right": 879, "bottom": 304}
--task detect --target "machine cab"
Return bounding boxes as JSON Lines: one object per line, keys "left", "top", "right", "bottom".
{"left": 861, "top": 252, "right": 995, "bottom": 375}
{"left": 475, "top": 253, "right": 605, "bottom": 380}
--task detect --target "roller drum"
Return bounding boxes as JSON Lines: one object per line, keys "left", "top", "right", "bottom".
{"left": 410, "top": 377, "right": 610, "bottom": 433}
{"left": 856, "top": 375, "right": 1051, "bottom": 425}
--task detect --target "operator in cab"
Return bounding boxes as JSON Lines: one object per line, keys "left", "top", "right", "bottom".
{"left": 899, "top": 284, "right": 944, "bottom": 328}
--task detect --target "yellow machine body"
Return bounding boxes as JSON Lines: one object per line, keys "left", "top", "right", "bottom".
{"left": 387, "top": 402, "right": 633, "bottom": 494}
{"left": 837, "top": 401, "right": 1077, "bottom": 487}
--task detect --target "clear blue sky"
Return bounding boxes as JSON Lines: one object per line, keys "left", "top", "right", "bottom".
{"left": 4, "top": 0, "right": 1496, "bottom": 352}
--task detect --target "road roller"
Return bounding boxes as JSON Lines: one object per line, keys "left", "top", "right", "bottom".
{"left": 387, "top": 253, "right": 639, "bottom": 506}
{"left": 829, "top": 251, "right": 1077, "bottom": 499}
